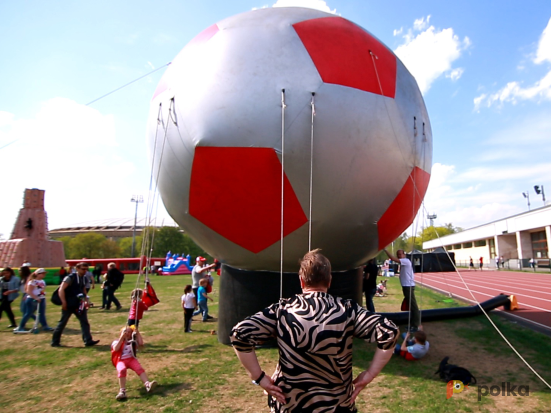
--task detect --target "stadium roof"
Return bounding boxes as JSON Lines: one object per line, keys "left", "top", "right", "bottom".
{"left": 49, "top": 217, "right": 179, "bottom": 238}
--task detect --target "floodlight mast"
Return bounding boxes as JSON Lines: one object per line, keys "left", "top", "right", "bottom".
{"left": 522, "top": 191, "right": 531, "bottom": 211}
{"left": 130, "top": 195, "right": 144, "bottom": 258}
{"left": 427, "top": 214, "right": 437, "bottom": 227}
{"left": 534, "top": 185, "right": 546, "bottom": 205}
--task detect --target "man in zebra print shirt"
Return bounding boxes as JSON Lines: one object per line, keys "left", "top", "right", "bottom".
{"left": 231, "top": 249, "right": 398, "bottom": 412}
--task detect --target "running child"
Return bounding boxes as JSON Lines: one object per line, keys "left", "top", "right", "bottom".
{"left": 111, "top": 325, "right": 157, "bottom": 400}
{"left": 181, "top": 285, "right": 196, "bottom": 333}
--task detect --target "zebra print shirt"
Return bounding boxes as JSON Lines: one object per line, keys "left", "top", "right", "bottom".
{"left": 231, "top": 292, "right": 398, "bottom": 413}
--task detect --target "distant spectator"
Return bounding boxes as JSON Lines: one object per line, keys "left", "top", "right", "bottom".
{"left": 102, "top": 263, "right": 123, "bottom": 311}
{"left": 19, "top": 266, "right": 34, "bottom": 319}
{"left": 14, "top": 268, "right": 53, "bottom": 333}
{"left": 193, "top": 278, "right": 213, "bottom": 322}
{"left": 0, "top": 267, "right": 20, "bottom": 328}
{"left": 469, "top": 257, "right": 475, "bottom": 271}
{"left": 58, "top": 267, "right": 67, "bottom": 285}
{"left": 495, "top": 256, "right": 500, "bottom": 269}
{"left": 479, "top": 257, "right": 483, "bottom": 270}
{"left": 363, "top": 259, "right": 378, "bottom": 312}
{"left": 181, "top": 285, "right": 196, "bottom": 333}
{"left": 191, "top": 257, "right": 215, "bottom": 299}
{"left": 92, "top": 265, "right": 102, "bottom": 283}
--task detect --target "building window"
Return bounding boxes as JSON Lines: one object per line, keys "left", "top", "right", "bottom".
{"left": 475, "top": 240, "right": 486, "bottom": 247}
{"left": 453, "top": 244, "right": 462, "bottom": 249}
{"left": 463, "top": 242, "right": 473, "bottom": 248}
{"left": 531, "top": 231, "right": 548, "bottom": 258}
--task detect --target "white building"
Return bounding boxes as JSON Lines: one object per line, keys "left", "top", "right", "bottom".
{"left": 423, "top": 205, "right": 551, "bottom": 269}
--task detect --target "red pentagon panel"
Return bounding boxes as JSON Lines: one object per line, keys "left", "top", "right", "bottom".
{"left": 152, "top": 24, "right": 220, "bottom": 100}
{"left": 293, "top": 17, "right": 396, "bottom": 98}
{"left": 189, "top": 147, "right": 308, "bottom": 253}
{"left": 377, "top": 167, "right": 431, "bottom": 250}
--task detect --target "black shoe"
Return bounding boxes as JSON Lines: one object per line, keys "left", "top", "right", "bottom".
{"left": 85, "top": 340, "right": 100, "bottom": 347}
{"left": 116, "top": 306, "right": 122, "bottom": 311}
{"left": 7, "top": 324, "right": 16, "bottom": 328}
{"left": 206, "top": 315, "right": 214, "bottom": 319}
{"left": 51, "top": 342, "right": 61, "bottom": 347}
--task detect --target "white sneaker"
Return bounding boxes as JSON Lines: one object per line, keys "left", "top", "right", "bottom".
{"left": 116, "top": 390, "right": 127, "bottom": 401}
{"left": 146, "top": 380, "right": 157, "bottom": 393}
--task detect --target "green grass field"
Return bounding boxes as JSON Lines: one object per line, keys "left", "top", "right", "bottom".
{"left": 0, "top": 274, "right": 549, "bottom": 412}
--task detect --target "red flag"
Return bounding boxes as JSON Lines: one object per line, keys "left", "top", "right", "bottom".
{"left": 142, "top": 282, "right": 160, "bottom": 307}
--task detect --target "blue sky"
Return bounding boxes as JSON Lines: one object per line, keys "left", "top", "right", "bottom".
{"left": 1, "top": 0, "right": 551, "bottom": 239}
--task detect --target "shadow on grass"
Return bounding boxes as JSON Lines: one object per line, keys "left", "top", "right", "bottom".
{"left": 146, "top": 343, "right": 213, "bottom": 353}
{"left": 137, "top": 382, "right": 193, "bottom": 397}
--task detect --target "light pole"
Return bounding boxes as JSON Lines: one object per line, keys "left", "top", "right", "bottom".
{"left": 427, "top": 213, "right": 437, "bottom": 227}
{"left": 534, "top": 185, "right": 546, "bottom": 205}
{"left": 522, "top": 191, "right": 530, "bottom": 211}
{"left": 130, "top": 195, "right": 143, "bottom": 258}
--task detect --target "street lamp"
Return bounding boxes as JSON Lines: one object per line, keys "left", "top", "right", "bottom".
{"left": 130, "top": 195, "right": 144, "bottom": 258}
{"left": 522, "top": 191, "right": 530, "bottom": 211}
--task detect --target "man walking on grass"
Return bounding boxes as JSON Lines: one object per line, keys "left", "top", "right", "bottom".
{"left": 51, "top": 262, "right": 99, "bottom": 347}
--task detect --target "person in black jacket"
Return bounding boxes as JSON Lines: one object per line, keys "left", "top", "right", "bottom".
{"left": 102, "top": 262, "right": 123, "bottom": 311}
{"left": 363, "top": 258, "right": 379, "bottom": 313}
{"left": 51, "top": 262, "right": 99, "bottom": 347}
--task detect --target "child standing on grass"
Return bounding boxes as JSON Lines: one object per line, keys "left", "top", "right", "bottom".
{"left": 111, "top": 325, "right": 157, "bottom": 401}
{"left": 192, "top": 278, "right": 213, "bottom": 322}
{"left": 181, "top": 285, "right": 196, "bottom": 333}
{"left": 128, "top": 288, "right": 149, "bottom": 327}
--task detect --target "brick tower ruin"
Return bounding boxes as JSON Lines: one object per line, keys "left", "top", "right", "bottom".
{"left": 0, "top": 189, "right": 66, "bottom": 268}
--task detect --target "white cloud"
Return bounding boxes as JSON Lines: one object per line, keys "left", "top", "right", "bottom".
{"left": 420, "top": 163, "right": 524, "bottom": 230}
{"left": 474, "top": 71, "right": 551, "bottom": 110}
{"left": 0, "top": 98, "right": 141, "bottom": 237}
{"left": 413, "top": 15, "right": 430, "bottom": 31}
{"left": 394, "top": 17, "right": 470, "bottom": 94}
{"left": 393, "top": 27, "right": 403, "bottom": 37}
{"left": 534, "top": 17, "right": 551, "bottom": 64}
{"left": 475, "top": 17, "right": 551, "bottom": 111}
{"left": 272, "top": 0, "right": 336, "bottom": 13}
{"left": 446, "top": 67, "right": 464, "bottom": 81}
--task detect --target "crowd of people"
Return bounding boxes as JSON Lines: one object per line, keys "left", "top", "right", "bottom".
{"left": 1, "top": 248, "right": 431, "bottom": 409}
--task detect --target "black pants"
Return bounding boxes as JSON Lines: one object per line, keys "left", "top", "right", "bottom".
{"left": 0, "top": 298, "right": 16, "bottom": 325}
{"left": 103, "top": 286, "right": 120, "bottom": 309}
{"left": 184, "top": 308, "right": 194, "bottom": 331}
{"left": 402, "top": 286, "right": 420, "bottom": 328}
{"left": 52, "top": 307, "right": 93, "bottom": 345}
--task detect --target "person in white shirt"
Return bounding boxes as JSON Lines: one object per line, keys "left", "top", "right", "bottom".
{"left": 384, "top": 249, "right": 420, "bottom": 332}
{"left": 181, "top": 285, "right": 196, "bottom": 333}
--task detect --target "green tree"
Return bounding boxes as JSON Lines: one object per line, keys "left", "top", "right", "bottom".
{"left": 58, "top": 236, "right": 74, "bottom": 258}
{"left": 70, "top": 233, "right": 110, "bottom": 259}
{"left": 118, "top": 236, "right": 143, "bottom": 258}
{"left": 151, "top": 227, "right": 186, "bottom": 257}
{"left": 418, "top": 223, "right": 462, "bottom": 244}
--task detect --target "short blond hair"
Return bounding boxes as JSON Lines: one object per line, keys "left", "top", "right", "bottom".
{"left": 108, "top": 262, "right": 116, "bottom": 269}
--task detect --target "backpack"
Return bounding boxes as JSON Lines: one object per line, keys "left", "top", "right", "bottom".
{"left": 435, "top": 357, "right": 477, "bottom": 385}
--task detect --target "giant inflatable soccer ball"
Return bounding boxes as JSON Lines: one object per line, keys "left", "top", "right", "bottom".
{"left": 147, "top": 7, "right": 432, "bottom": 272}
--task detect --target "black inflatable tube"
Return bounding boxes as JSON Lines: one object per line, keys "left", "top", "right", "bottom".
{"left": 379, "top": 294, "right": 511, "bottom": 325}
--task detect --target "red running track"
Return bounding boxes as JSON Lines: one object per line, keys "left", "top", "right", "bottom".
{"left": 416, "top": 270, "right": 551, "bottom": 333}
